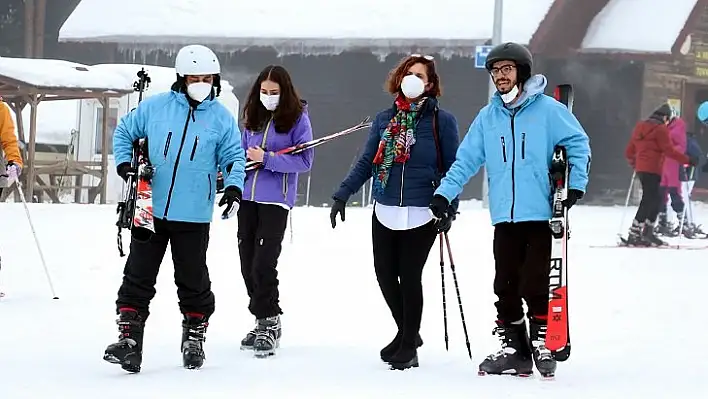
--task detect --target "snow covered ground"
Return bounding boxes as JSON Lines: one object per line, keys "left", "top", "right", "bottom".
{"left": 1, "top": 201, "right": 707, "bottom": 398}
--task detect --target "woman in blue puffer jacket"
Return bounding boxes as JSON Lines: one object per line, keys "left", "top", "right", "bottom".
{"left": 330, "top": 54, "right": 460, "bottom": 370}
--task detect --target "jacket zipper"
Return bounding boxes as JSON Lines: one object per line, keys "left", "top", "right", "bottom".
{"left": 399, "top": 163, "right": 406, "bottom": 206}
{"left": 190, "top": 136, "right": 199, "bottom": 161}
{"left": 164, "top": 132, "right": 172, "bottom": 158}
{"left": 500, "top": 137, "right": 507, "bottom": 162}
{"left": 250, "top": 118, "right": 272, "bottom": 201}
{"left": 163, "top": 108, "right": 193, "bottom": 218}
{"left": 510, "top": 114, "right": 517, "bottom": 220}
{"left": 207, "top": 174, "right": 212, "bottom": 200}
{"left": 521, "top": 133, "right": 526, "bottom": 159}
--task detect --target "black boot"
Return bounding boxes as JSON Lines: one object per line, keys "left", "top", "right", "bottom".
{"left": 380, "top": 332, "right": 423, "bottom": 362}
{"left": 181, "top": 313, "right": 208, "bottom": 369}
{"left": 387, "top": 335, "right": 420, "bottom": 370}
{"left": 478, "top": 320, "right": 533, "bottom": 377}
{"left": 103, "top": 309, "right": 144, "bottom": 373}
{"left": 253, "top": 316, "right": 281, "bottom": 358}
{"left": 622, "top": 219, "right": 647, "bottom": 246}
{"left": 529, "top": 318, "right": 557, "bottom": 378}
{"left": 240, "top": 319, "right": 258, "bottom": 350}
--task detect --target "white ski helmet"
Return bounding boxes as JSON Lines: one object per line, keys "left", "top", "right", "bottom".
{"left": 175, "top": 44, "right": 221, "bottom": 76}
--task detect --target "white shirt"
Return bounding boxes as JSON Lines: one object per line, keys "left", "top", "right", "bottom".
{"left": 374, "top": 203, "right": 433, "bottom": 231}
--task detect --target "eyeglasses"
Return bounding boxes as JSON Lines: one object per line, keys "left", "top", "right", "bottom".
{"left": 489, "top": 64, "right": 516, "bottom": 77}
{"left": 410, "top": 54, "right": 434, "bottom": 61}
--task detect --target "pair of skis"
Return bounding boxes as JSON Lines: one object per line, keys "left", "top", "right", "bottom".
{"left": 115, "top": 69, "right": 155, "bottom": 257}
{"left": 545, "top": 84, "right": 574, "bottom": 362}
{"left": 244, "top": 116, "right": 372, "bottom": 171}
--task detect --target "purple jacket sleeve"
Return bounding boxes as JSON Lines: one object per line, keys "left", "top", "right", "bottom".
{"left": 262, "top": 112, "right": 314, "bottom": 173}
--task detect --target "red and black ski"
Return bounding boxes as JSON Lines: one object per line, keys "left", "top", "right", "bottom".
{"left": 546, "top": 84, "right": 574, "bottom": 362}
{"left": 244, "top": 116, "right": 372, "bottom": 171}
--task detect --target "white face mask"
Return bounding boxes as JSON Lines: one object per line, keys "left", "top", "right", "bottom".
{"left": 401, "top": 75, "right": 425, "bottom": 99}
{"left": 500, "top": 84, "right": 520, "bottom": 104}
{"left": 260, "top": 93, "right": 280, "bottom": 111}
{"left": 187, "top": 82, "right": 213, "bottom": 102}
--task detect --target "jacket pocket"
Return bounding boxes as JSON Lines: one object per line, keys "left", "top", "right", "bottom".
{"left": 521, "top": 133, "right": 526, "bottom": 159}
{"left": 190, "top": 136, "right": 199, "bottom": 161}
{"left": 500, "top": 136, "right": 507, "bottom": 163}
{"left": 163, "top": 131, "right": 172, "bottom": 158}
{"left": 282, "top": 173, "right": 289, "bottom": 198}
{"left": 207, "top": 174, "right": 212, "bottom": 201}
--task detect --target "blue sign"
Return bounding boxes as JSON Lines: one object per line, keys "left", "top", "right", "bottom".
{"left": 475, "top": 45, "right": 493, "bottom": 69}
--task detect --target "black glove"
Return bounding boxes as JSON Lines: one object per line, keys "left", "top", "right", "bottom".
{"left": 116, "top": 162, "right": 133, "bottom": 182}
{"left": 562, "top": 189, "right": 584, "bottom": 209}
{"left": 688, "top": 155, "right": 700, "bottom": 167}
{"left": 429, "top": 194, "right": 454, "bottom": 232}
{"left": 330, "top": 199, "right": 346, "bottom": 228}
{"left": 218, "top": 186, "right": 242, "bottom": 220}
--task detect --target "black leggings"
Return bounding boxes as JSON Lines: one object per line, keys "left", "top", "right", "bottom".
{"left": 635, "top": 172, "right": 662, "bottom": 223}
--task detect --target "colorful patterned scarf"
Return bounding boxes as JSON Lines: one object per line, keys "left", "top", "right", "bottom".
{"left": 372, "top": 95, "right": 427, "bottom": 196}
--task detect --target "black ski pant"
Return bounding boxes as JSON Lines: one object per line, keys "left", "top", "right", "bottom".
{"left": 634, "top": 172, "right": 662, "bottom": 223}
{"left": 238, "top": 200, "right": 289, "bottom": 319}
{"left": 493, "top": 221, "right": 552, "bottom": 323}
{"left": 659, "top": 186, "right": 684, "bottom": 214}
{"left": 372, "top": 214, "right": 438, "bottom": 346}
{"left": 116, "top": 218, "right": 214, "bottom": 320}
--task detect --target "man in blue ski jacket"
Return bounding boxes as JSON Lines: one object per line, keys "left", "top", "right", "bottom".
{"left": 104, "top": 44, "right": 246, "bottom": 373}
{"left": 428, "top": 42, "right": 591, "bottom": 378}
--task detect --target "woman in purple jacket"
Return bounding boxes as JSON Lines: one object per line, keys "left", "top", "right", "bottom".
{"left": 238, "top": 65, "right": 314, "bottom": 357}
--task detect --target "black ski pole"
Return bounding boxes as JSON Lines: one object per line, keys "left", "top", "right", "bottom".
{"left": 443, "top": 232, "right": 471, "bottom": 359}
{"left": 439, "top": 233, "right": 449, "bottom": 351}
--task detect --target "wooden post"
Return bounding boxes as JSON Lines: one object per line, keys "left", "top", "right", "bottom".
{"left": 34, "top": 0, "right": 46, "bottom": 58}
{"left": 100, "top": 98, "right": 109, "bottom": 204}
{"left": 26, "top": 95, "right": 38, "bottom": 200}
{"left": 24, "top": 0, "right": 35, "bottom": 58}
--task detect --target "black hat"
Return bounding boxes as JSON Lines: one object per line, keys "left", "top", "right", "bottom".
{"left": 652, "top": 103, "right": 673, "bottom": 119}
{"left": 485, "top": 42, "right": 533, "bottom": 83}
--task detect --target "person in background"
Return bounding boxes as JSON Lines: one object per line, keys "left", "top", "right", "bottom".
{"left": 678, "top": 130, "right": 707, "bottom": 238}
{"left": 624, "top": 103, "right": 695, "bottom": 247}
{"left": 238, "top": 65, "right": 314, "bottom": 358}
{"left": 656, "top": 115, "right": 687, "bottom": 236}
{"left": 429, "top": 42, "right": 590, "bottom": 378}
{"left": 330, "top": 54, "right": 459, "bottom": 370}
{"left": 0, "top": 99, "right": 23, "bottom": 195}
{"left": 104, "top": 44, "right": 246, "bottom": 373}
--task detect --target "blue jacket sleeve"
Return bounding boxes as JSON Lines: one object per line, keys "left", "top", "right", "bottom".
{"left": 438, "top": 111, "right": 461, "bottom": 211}
{"left": 332, "top": 115, "right": 381, "bottom": 202}
{"left": 113, "top": 104, "right": 149, "bottom": 166}
{"left": 550, "top": 103, "right": 591, "bottom": 193}
{"left": 434, "top": 114, "right": 486, "bottom": 203}
{"left": 218, "top": 116, "right": 247, "bottom": 192}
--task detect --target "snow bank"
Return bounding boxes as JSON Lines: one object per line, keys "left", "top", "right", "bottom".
{"left": 59, "top": 0, "right": 554, "bottom": 48}
{"left": 0, "top": 57, "right": 133, "bottom": 92}
{"left": 3, "top": 101, "right": 78, "bottom": 145}
{"left": 582, "top": 0, "right": 697, "bottom": 53}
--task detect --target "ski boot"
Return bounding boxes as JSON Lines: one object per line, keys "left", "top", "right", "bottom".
{"left": 529, "top": 318, "right": 557, "bottom": 378}
{"left": 253, "top": 315, "right": 281, "bottom": 358}
{"left": 478, "top": 320, "right": 533, "bottom": 377}
{"left": 181, "top": 313, "right": 208, "bottom": 369}
{"left": 240, "top": 319, "right": 258, "bottom": 351}
{"left": 642, "top": 221, "right": 668, "bottom": 247}
{"left": 621, "top": 220, "right": 648, "bottom": 247}
{"left": 656, "top": 213, "right": 678, "bottom": 237}
{"left": 386, "top": 334, "right": 421, "bottom": 371}
{"left": 103, "top": 308, "right": 144, "bottom": 373}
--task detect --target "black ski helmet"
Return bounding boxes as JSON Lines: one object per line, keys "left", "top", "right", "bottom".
{"left": 485, "top": 42, "right": 533, "bottom": 83}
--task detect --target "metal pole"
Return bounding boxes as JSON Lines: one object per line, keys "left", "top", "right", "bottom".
{"left": 483, "top": 0, "right": 503, "bottom": 209}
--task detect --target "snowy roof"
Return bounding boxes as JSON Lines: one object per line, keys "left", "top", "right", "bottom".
{"left": 581, "top": 0, "right": 697, "bottom": 53}
{"left": 0, "top": 57, "right": 134, "bottom": 93}
{"left": 59, "top": 0, "right": 555, "bottom": 54}
{"left": 3, "top": 100, "right": 78, "bottom": 145}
